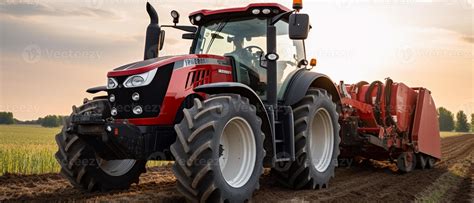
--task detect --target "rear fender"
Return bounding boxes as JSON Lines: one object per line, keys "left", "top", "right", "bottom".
{"left": 283, "top": 70, "right": 341, "bottom": 107}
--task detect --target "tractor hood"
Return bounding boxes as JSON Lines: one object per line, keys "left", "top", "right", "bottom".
{"left": 107, "top": 54, "right": 230, "bottom": 77}
{"left": 105, "top": 54, "right": 232, "bottom": 120}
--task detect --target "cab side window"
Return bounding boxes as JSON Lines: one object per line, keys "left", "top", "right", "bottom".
{"left": 275, "top": 20, "right": 305, "bottom": 100}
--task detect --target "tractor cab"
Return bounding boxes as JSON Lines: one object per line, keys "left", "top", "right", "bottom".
{"left": 189, "top": 4, "right": 307, "bottom": 100}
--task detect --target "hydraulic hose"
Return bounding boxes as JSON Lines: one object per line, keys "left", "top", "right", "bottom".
{"left": 349, "top": 81, "right": 368, "bottom": 100}
{"left": 384, "top": 78, "right": 399, "bottom": 130}
{"left": 365, "top": 81, "right": 384, "bottom": 126}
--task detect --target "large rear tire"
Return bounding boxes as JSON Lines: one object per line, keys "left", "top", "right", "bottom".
{"left": 55, "top": 99, "right": 146, "bottom": 191}
{"left": 273, "top": 88, "right": 340, "bottom": 189}
{"left": 171, "top": 94, "right": 265, "bottom": 202}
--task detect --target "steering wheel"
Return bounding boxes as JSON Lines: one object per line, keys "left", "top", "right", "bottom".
{"left": 243, "top": 45, "right": 264, "bottom": 57}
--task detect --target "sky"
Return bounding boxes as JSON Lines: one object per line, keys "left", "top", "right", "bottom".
{"left": 0, "top": 0, "right": 472, "bottom": 120}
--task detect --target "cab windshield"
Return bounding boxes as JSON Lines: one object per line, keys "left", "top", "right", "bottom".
{"left": 194, "top": 17, "right": 266, "bottom": 67}
{"left": 194, "top": 17, "right": 305, "bottom": 100}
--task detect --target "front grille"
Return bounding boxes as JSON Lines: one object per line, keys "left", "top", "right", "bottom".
{"left": 108, "top": 63, "right": 174, "bottom": 119}
{"left": 185, "top": 69, "right": 210, "bottom": 89}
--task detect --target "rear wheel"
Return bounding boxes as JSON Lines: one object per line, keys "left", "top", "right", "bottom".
{"left": 55, "top": 99, "right": 146, "bottom": 191}
{"left": 273, "top": 88, "right": 340, "bottom": 189}
{"left": 171, "top": 94, "right": 265, "bottom": 202}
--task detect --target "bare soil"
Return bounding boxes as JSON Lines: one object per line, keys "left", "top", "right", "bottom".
{"left": 1, "top": 134, "right": 473, "bottom": 202}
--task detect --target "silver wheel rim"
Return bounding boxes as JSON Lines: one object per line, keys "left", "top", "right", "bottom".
{"left": 98, "top": 159, "right": 136, "bottom": 177}
{"left": 219, "top": 117, "right": 256, "bottom": 188}
{"left": 309, "top": 108, "right": 335, "bottom": 172}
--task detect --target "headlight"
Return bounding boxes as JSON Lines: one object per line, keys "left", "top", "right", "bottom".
{"left": 123, "top": 68, "right": 157, "bottom": 88}
{"left": 111, "top": 108, "right": 118, "bottom": 116}
{"left": 107, "top": 78, "right": 118, "bottom": 89}
{"left": 133, "top": 106, "right": 143, "bottom": 115}
{"left": 109, "top": 94, "right": 116, "bottom": 102}
{"left": 132, "top": 92, "right": 140, "bottom": 101}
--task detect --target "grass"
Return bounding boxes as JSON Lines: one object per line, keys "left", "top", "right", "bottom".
{"left": 0, "top": 125, "right": 165, "bottom": 176}
{"left": 0, "top": 125, "right": 60, "bottom": 175}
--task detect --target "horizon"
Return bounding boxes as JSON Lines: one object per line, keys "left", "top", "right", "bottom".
{"left": 0, "top": 0, "right": 472, "bottom": 120}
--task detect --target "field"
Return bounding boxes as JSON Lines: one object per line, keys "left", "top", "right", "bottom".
{"left": 440, "top": 131, "right": 467, "bottom": 137}
{"left": 0, "top": 124, "right": 472, "bottom": 202}
{"left": 0, "top": 125, "right": 164, "bottom": 176}
{"left": 0, "top": 125, "right": 61, "bottom": 175}
{"left": 0, "top": 124, "right": 466, "bottom": 175}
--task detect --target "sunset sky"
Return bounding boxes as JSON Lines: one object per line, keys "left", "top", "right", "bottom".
{"left": 0, "top": 0, "right": 472, "bottom": 120}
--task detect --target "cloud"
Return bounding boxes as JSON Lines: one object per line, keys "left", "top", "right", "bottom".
{"left": 461, "top": 36, "right": 474, "bottom": 44}
{"left": 0, "top": 2, "right": 118, "bottom": 18}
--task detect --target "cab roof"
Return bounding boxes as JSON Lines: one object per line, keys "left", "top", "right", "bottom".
{"left": 189, "top": 3, "right": 291, "bottom": 25}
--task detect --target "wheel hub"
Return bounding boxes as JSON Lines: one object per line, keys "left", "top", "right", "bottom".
{"left": 98, "top": 158, "right": 136, "bottom": 177}
{"left": 219, "top": 117, "right": 256, "bottom": 188}
{"left": 309, "top": 108, "right": 335, "bottom": 172}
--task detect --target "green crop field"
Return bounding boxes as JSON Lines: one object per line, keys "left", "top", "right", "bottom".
{"left": 0, "top": 125, "right": 165, "bottom": 175}
{"left": 0, "top": 125, "right": 60, "bottom": 175}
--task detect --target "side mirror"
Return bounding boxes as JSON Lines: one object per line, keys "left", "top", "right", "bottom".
{"left": 182, "top": 33, "right": 196, "bottom": 40}
{"left": 289, "top": 13, "right": 310, "bottom": 40}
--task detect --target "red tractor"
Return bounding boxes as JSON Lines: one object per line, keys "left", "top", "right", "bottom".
{"left": 55, "top": 1, "right": 441, "bottom": 202}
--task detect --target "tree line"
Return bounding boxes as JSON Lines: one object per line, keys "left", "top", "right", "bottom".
{"left": 1, "top": 109, "right": 473, "bottom": 132}
{"left": 0, "top": 112, "right": 67, "bottom": 128}
{"left": 438, "top": 107, "right": 473, "bottom": 132}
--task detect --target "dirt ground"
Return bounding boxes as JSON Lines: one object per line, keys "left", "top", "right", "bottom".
{"left": 1, "top": 134, "right": 472, "bottom": 202}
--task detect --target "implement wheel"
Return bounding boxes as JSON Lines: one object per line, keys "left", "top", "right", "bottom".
{"left": 397, "top": 152, "right": 416, "bottom": 173}
{"left": 416, "top": 153, "right": 427, "bottom": 170}
{"left": 425, "top": 155, "right": 436, "bottom": 169}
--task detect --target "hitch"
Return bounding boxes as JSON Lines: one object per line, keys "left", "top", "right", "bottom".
{"left": 70, "top": 114, "right": 148, "bottom": 160}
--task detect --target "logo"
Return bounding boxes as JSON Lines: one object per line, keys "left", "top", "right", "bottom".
{"left": 22, "top": 44, "right": 41, "bottom": 64}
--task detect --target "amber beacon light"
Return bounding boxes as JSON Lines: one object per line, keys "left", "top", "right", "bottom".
{"left": 293, "top": 0, "right": 303, "bottom": 10}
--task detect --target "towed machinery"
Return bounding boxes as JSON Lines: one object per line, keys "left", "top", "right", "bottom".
{"left": 337, "top": 80, "right": 441, "bottom": 172}
{"left": 55, "top": 1, "right": 441, "bottom": 202}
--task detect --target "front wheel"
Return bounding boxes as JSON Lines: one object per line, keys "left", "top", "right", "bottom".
{"left": 55, "top": 99, "right": 146, "bottom": 191}
{"left": 171, "top": 94, "right": 265, "bottom": 202}
{"left": 273, "top": 88, "right": 341, "bottom": 189}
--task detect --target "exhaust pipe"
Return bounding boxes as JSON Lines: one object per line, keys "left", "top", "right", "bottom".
{"left": 144, "top": 2, "right": 161, "bottom": 60}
